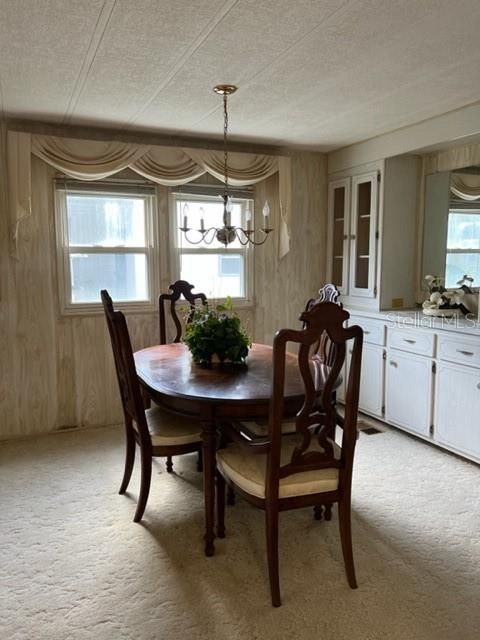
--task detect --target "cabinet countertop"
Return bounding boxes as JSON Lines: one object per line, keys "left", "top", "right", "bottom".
{"left": 346, "top": 307, "right": 480, "bottom": 337}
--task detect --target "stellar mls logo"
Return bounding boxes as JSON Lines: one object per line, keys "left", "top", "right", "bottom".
{"left": 385, "top": 311, "right": 479, "bottom": 331}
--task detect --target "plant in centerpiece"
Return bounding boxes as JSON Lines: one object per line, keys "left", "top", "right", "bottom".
{"left": 422, "top": 274, "right": 473, "bottom": 316}
{"left": 182, "top": 297, "right": 251, "bottom": 366}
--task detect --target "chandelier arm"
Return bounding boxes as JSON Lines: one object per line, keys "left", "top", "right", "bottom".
{"left": 234, "top": 228, "right": 251, "bottom": 246}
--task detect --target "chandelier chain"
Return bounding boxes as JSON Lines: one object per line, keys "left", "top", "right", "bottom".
{"left": 223, "top": 93, "right": 229, "bottom": 195}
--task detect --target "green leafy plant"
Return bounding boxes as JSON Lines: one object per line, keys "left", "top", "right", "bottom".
{"left": 182, "top": 297, "right": 251, "bottom": 366}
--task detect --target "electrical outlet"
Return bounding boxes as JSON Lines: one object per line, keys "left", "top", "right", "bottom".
{"left": 391, "top": 298, "right": 404, "bottom": 308}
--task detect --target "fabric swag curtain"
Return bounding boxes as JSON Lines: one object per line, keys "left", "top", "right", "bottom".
{"left": 7, "top": 131, "right": 291, "bottom": 258}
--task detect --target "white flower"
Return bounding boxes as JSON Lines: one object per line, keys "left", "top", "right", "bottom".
{"left": 445, "top": 289, "right": 465, "bottom": 306}
{"left": 430, "top": 292, "right": 442, "bottom": 304}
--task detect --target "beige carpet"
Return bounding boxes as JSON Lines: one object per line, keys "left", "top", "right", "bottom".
{"left": 0, "top": 425, "right": 479, "bottom": 640}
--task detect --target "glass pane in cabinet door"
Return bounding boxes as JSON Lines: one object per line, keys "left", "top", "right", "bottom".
{"left": 331, "top": 186, "right": 346, "bottom": 288}
{"left": 355, "top": 181, "right": 371, "bottom": 289}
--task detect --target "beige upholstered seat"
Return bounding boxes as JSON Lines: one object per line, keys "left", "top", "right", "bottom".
{"left": 133, "top": 407, "right": 202, "bottom": 447}
{"left": 217, "top": 436, "right": 340, "bottom": 499}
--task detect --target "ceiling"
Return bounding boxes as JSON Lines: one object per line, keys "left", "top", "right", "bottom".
{"left": 2, "top": 0, "right": 480, "bottom": 151}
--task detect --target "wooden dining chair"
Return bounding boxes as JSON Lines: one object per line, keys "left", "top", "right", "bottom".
{"left": 159, "top": 279, "right": 207, "bottom": 345}
{"left": 101, "top": 290, "right": 202, "bottom": 523}
{"left": 158, "top": 279, "right": 207, "bottom": 472}
{"left": 216, "top": 300, "right": 363, "bottom": 606}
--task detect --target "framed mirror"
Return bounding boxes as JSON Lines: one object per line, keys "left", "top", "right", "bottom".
{"left": 423, "top": 166, "right": 480, "bottom": 289}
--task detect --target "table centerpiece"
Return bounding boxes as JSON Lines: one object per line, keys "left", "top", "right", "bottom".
{"left": 182, "top": 297, "right": 251, "bottom": 367}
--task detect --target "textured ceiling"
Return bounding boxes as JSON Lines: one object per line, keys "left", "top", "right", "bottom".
{"left": 1, "top": 0, "right": 480, "bottom": 150}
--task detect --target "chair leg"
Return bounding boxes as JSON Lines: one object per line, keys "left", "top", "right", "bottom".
{"left": 197, "top": 449, "right": 203, "bottom": 472}
{"left": 166, "top": 455, "right": 173, "bottom": 473}
{"left": 265, "top": 507, "right": 281, "bottom": 607}
{"left": 134, "top": 449, "right": 152, "bottom": 523}
{"left": 119, "top": 426, "right": 135, "bottom": 495}
{"left": 338, "top": 497, "right": 357, "bottom": 589}
{"left": 324, "top": 504, "right": 333, "bottom": 521}
{"left": 216, "top": 471, "right": 226, "bottom": 538}
{"left": 313, "top": 504, "right": 324, "bottom": 520}
{"left": 227, "top": 486, "right": 236, "bottom": 506}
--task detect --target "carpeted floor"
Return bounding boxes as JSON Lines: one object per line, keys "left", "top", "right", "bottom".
{"left": 0, "top": 425, "right": 479, "bottom": 640}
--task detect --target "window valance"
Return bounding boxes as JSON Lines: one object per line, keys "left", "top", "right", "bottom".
{"left": 450, "top": 173, "right": 480, "bottom": 202}
{"left": 6, "top": 131, "right": 291, "bottom": 258}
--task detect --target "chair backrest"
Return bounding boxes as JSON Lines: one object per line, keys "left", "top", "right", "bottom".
{"left": 159, "top": 280, "right": 207, "bottom": 344}
{"left": 101, "top": 290, "right": 150, "bottom": 443}
{"left": 304, "top": 283, "right": 341, "bottom": 366}
{"left": 266, "top": 300, "right": 363, "bottom": 500}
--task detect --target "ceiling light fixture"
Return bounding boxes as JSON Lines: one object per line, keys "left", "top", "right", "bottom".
{"left": 179, "top": 84, "right": 273, "bottom": 247}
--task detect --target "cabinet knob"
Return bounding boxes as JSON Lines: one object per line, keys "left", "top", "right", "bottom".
{"left": 403, "top": 339, "right": 416, "bottom": 344}
{"left": 389, "top": 361, "right": 398, "bottom": 368}
{"left": 343, "top": 234, "right": 348, "bottom": 240}
{"left": 350, "top": 234, "right": 356, "bottom": 240}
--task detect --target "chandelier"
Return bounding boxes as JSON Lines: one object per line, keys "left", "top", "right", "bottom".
{"left": 179, "top": 84, "right": 273, "bottom": 247}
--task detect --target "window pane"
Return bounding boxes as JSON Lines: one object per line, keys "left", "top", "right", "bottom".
{"left": 176, "top": 199, "right": 245, "bottom": 249}
{"left": 445, "top": 252, "right": 480, "bottom": 288}
{"left": 67, "top": 195, "right": 146, "bottom": 247}
{"left": 447, "top": 211, "right": 480, "bottom": 250}
{"left": 180, "top": 253, "right": 244, "bottom": 298}
{"left": 70, "top": 253, "right": 148, "bottom": 303}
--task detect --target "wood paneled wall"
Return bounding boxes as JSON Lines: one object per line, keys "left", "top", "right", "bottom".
{"left": 0, "top": 150, "right": 326, "bottom": 440}
{"left": 254, "top": 152, "right": 328, "bottom": 344}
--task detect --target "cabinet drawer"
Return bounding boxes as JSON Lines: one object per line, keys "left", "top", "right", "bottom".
{"left": 349, "top": 317, "right": 385, "bottom": 346}
{"left": 437, "top": 335, "right": 480, "bottom": 369}
{"left": 387, "top": 328, "right": 435, "bottom": 357}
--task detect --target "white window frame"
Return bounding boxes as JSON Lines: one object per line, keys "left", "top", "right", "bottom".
{"left": 170, "top": 191, "right": 254, "bottom": 307}
{"left": 55, "top": 181, "right": 160, "bottom": 315}
{"left": 445, "top": 206, "right": 480, "bottom": 289}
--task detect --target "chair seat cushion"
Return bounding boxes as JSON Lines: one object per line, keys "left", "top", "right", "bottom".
{"left": 217, "top": 436, "right": 339, "bottom": 499}
{"left": 134, "top": 407, "right": 202, "bottom": 447}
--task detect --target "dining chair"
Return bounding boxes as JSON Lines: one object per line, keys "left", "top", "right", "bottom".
{"left": 158, "top": 279, "right": 207, "bottom": 473}
{"left": 237, "top": 283, "right": 342, "bottom": 449}
{"left": 159, "top": 279, "right": 207, "bottom": 345}
{"left": 216, "top": 300, "right": 363, "bottom": 606}
{"left": 101, "top": 290, "right": 202, "bottom": 523}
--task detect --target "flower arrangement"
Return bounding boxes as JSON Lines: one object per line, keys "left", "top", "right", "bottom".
{"left": 182, "top": 297, "right": 251, "bottom": 366}
{"left": 422, "top": 274, "right": 474, "bottom": 316}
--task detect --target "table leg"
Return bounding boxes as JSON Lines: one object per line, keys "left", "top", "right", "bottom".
{"left": 201, "top": 414, "right": 216, "bottom": 557}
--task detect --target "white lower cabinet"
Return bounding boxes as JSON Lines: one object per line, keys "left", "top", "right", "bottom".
{"left": 435, "top": 362, "right": 480, "bottom": 461}
{"left": 385, "top": 349, "right": 432, "bottom": 438}
{"left": 358, "top": 344, "right": 385, "bottom": 417}
{"left": 343, "top": 313, "right": 480, "bottom": 463}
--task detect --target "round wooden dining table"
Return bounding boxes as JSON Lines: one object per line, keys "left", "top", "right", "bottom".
{"left": 134, "top": 342, "right": 307, "bottom": 556}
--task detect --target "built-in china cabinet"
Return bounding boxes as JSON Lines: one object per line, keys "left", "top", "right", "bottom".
{"left": 329, "top": 151, "right": 480, "bottom": 465}
{"left": 327, "top": 155, "right": 420, "bottom": 311}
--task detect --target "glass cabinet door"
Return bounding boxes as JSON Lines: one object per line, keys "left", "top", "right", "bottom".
{"left": 328, "top": 178, "right": 350, "bottom": 294}
{"left": 349, "top": 172, "right": 378, "bottom": 297}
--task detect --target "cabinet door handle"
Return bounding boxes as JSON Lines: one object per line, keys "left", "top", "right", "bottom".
{"left": 477, "top": 382, "right": 480, "bottom": 390}
{"left": 343, "top": 234, "right": 348, "bottom": 240}
{"left": 457, "top": 349, "right": 474, "bottom": 356}
{"left": 389, "top": 361, "right": 398, "bottom": 368}
{"left": 403, "top": 339, "right": 416, "bottom": 344}
{"left": 364, "top": 330, "right": 371, "bottom": 335}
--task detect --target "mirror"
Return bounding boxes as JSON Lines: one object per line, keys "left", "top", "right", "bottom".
{"left": 422, "top": 166, "right": 480, "bottom": 290}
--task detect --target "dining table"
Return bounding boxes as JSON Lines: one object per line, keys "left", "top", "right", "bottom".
{"left": 133, "top": 342, "right": 309, "bottom": 556}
